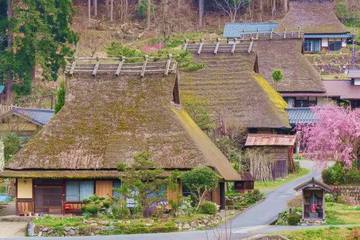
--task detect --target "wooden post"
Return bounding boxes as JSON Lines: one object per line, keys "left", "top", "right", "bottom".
{"left": 270, "top": 30, "right": 273, "bottom": 40}
{"left": 183, "top": 39, "right": 189, "bottom": 51}
{"left": 165, "top": 54, "right": 172, "bottom": 75}
{"left": 141, "top": 55, "right": 148, "bottom": 77}
{"left": 298, "top": 27, "right": 301, "bottom": 38}
{"left": 231, "top": 42, "right": 236, "bottom": 54}
{"left": 92, "top": 58, "right": 100, "bottom": 76}
{"left": 115, "top": 57, "right": 125, "bottom": 76}
{"left": 248, "top": 40, "right": 254, "bottom": 53}
{"left": 69, "top": 60, "right": 77, "bottom": 75}
{"left": 284, "top": 28, "right": 287, "bottom": 39}
{"left": 197, "top": 39, "right": 204, "bottom": 55}
{"left": 214, "top": 39, "right": 220, "bottom": 55}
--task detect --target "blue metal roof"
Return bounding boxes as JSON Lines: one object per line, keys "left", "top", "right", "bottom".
{"left": 12, "top": 107, "right": 54, "bottom": 126}
{"left": 287, "top": 107, "right": 317, "bottom": 125}
{"left": 304, "top": 33, "right": 353, "bottom": 39}
{"left": 223, "top": 22, "right": 279, "bottom": 38}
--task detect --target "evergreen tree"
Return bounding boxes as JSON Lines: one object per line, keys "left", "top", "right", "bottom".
{"left": 0, "top": 0, "right": 77, "bottom": 96}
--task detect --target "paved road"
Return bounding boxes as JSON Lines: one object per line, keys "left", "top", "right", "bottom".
{"left": 0, "top": 160, "right": 328, "bottom": 240}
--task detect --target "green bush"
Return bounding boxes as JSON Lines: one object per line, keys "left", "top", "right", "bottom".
{"left": 3, "top": 133, "right": 22, "bottom": 163}
{"left": 81, "top": 195, "right": 111, "bottom": 217}
{"left": 287, "top": 212, "right": 301, "bottom": 226}
{"left": 106, "top": 42, "right": 143, "bottom": 59}
{"left": 233, "top": 190, "right": 264, "bottom": 210}
{"left": 322, "top": 162, "right": 360, "bottom": 185}
{"left": 198, "top": 201, "right": 218, "bottom": 215}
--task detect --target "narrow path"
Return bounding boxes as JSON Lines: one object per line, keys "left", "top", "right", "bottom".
{"left": 229, "top": 160, "right": 321, "bottom": 228}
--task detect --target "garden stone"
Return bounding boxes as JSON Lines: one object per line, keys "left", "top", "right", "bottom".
{"left": 68, "top": 229, "right": 76, "bottom": 236}
{"left": 42, "top": 227, "right": 49, "bottom": 232}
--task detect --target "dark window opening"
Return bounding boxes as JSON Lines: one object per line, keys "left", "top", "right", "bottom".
{"left": 304, "top": 39, "right": 321, "bottom": 53}
{"left": 329, "top": 41, "right": 342, "bottom": 51}
{"left": 294, "top": 97, "right": 317, "bottom": 107}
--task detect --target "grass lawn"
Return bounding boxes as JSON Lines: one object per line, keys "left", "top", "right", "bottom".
{"left": 326, "top": 202, "right": 360, "bottom": 225}
{"left": 283, "top": 226, "right": 360, "bottom": 240}
{"left": 255, "top": 167, "right": 310, "bottom": 192}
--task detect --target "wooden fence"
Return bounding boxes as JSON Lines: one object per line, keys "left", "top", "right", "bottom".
{"left": 65, "top": 56, "right": 177, "bottom": 77}
{"left": 184, "top": 41, "right": 254, "bottom": 55}
{"left": 332, "top": 185, "right": 360, "bottom": 205}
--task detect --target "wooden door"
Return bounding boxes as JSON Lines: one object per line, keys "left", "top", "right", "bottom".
{"left": 34, "top": 185, "right": 63, "bottom": 214}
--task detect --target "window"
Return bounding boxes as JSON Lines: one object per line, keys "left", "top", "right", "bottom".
{"left": 329, "top": 41, "right": 342, "bottom": 51}
{"left": 304, "top": 39, "right": 321, "bottom": 53}
{"left": 112, "top": 180, "right": 121, "bottom": 198}
{"left": 66, "top": 181, "right": 94, "bottom": 202}
{"left": 294, "top": 97, "right": 317, "bottom": 107}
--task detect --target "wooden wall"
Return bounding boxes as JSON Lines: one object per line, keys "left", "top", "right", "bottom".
{"left": 95, "top": 180, "right": 113, "bottom": 197}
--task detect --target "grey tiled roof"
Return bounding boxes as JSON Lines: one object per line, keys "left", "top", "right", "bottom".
{"left": 12, "top": 107, "right": 54, "bottom": 126}
{"left": 287, "top": 107, "right": 316, "bottom": 125}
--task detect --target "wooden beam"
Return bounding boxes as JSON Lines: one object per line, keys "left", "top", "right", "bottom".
{"left": 197, "top": 41, "right": 204, "bottom": 55}
{"left": 115, "top": 57, "right": 125, "bottom": 76}
{"left": 140, "top": 56, "right": 149, "bottom": 77}
{"left": 164, "top": 54, "right": 172, "bottom": 75}
{"left": 270, "top": 31, "right": 273, "bottom": 40}
{"left": 92, "top": 58, "right": 100, "bottom": 76}
{"left": 284, "top": 29, "right": 287, "bottom": 39}
{"left": 231, "top": 42, "right": 236, "bottom": 54}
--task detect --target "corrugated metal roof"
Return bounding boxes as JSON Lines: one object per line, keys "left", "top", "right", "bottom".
{"left": 305, "top": 33, "right": 353, "bottom": 39}
{"left": 245, "top": 134, "right": 296, "bottom": 146}
{"left": 287, "top": 107, "right": 316, "bottom": 125}
{"left": 12, "top": 107, "right": 54, "bottom": 126}
{"left": 223, "top": 22, "right": 279, "bottom": 38}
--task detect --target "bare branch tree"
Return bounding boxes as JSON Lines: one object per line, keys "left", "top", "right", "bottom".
{"left": 214, "top": 0, "right": 250, "bottom": 22}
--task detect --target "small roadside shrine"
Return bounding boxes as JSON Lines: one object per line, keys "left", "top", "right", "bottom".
{"left": 294, "top": 178, "right": 332, "bottom": 223}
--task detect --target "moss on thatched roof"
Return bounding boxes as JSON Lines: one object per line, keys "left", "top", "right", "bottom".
{"left": 254, "top": 39, "right": 325, "bottom": 93}
{"left": 179, "top": 53, "right": 290, "bottom": 129}
{"left": 278, "top": 0, "right": 347, "bottom": 34}
{"left": 4, "top": 73, "right": 243, "bottom": 181}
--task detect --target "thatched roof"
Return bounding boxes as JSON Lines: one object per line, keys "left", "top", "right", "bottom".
{"left": 278, "top": 0, "right": 347, "bottom": 34}
{"left": 2, "top": 73, "right": 243, "bottom": 181}
{"left": 254, "top": 39, "right": 325, "bottom": 93}
{"left": 179, "top": 53, "right": 290, "bottom": 129}
{"left": 294, "top": 177, "right": 332, "bottom": 192}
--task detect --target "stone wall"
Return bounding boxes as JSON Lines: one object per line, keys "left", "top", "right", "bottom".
{"left": 332, "top": 186, "right": 360, "bottom": 205}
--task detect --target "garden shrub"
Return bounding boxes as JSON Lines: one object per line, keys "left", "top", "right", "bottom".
{"left": 106, "top": 42, "right": 143, "bottom": 59}
{"left": 81, "top": 196, "right": 111, "bottom": 217}
{"left": 233, "top": 190, "right": 264, "bottom": 210}
{"left": 198, "top": 201, "right": 218, "bottom": 215}
{"left": 288, "top": 212, "right": 301, "bottom": 226}
{"left": 177, "top": 196, "right": 195, "bottom": 216}
{"left": 322, "top": 162, "right": 360, "bottom": 185}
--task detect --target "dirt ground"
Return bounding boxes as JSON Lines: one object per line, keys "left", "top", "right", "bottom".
{"left": 0, "top": 202, "right": 27, "bottom": 237}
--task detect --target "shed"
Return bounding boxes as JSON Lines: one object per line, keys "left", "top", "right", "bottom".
{"left": 245, "top": 134, "right": 296, "bottom": 180}
{"left": 295, "top": 178, "right": 332, "bottom": 222}
{"left": 0, "top": 107, "right": 54, "bottom": 137}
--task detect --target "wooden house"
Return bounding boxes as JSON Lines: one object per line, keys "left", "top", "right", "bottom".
{"left": 0, "top": 107, "right": 54, "bottom": 137}
{"left": 244, "top": 134, "right": 296, "bottom": 180}
{"left": 295, "top": 178, "right": 332, "bottom": 222}
{"left": 0, "top": 59, "right": 252, "bottom": 215}
{"left": 322, "top": 80, "right": 360, "bottom": 109}
{"left": 278, "top": 0, "right": 352, "bottom": 53}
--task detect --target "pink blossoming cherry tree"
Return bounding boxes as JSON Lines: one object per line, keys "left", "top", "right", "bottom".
{"left": 297, "top": 105, "right": 360, "bottom": 167}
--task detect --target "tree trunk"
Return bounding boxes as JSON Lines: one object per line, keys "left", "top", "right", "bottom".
{"left": 199, "top": 0, "right": 204, "bottom": 27}
{"left": 272, "top": 0, "right": 276, "bottom": 18}
{"left": 147, "top": 0, "right": 151, "bottom": 29}
{"left": 283, "top": 0, "right": 288, "bottom": 13}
